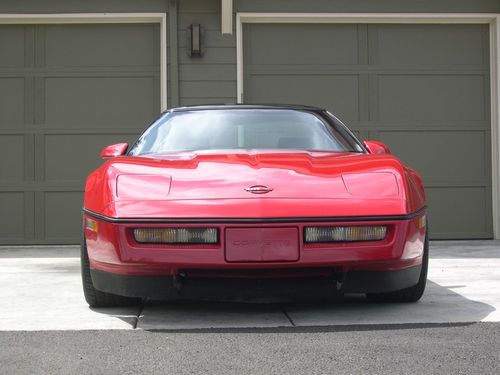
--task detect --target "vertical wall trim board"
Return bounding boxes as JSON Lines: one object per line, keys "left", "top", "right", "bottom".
{"left": 168, "top": 1, "right": 178, "bottom": 108}
{"left": 160, "top": 13, "right": 168, "bottom": 111}
{"left": 236, "top": 13, "right": 243, "bottom": 102}
{"left": 490, "top": 17, "right": 500, "bottom": 238}
{"left": 222, "top": 0, "right": 233, "bottom": 35}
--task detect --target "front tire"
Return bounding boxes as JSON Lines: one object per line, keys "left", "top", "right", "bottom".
{"left": 366, "top": 228, "right": 429, "bottom": 303}
{"left": 81, "top": 234, "right": 141, "bottom": 308}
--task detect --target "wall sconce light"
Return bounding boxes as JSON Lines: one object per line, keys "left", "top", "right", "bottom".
{"left": 187, "top": 23, "right": 204, "bottom": 57}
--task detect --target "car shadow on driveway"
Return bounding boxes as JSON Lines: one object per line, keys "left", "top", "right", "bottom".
{"left": 97, "top": 279, "right": 495, "bottom": 332}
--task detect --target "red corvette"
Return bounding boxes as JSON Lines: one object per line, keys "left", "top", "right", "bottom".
{"left": 81, "top": 105, "right": 427, "bottom": 307}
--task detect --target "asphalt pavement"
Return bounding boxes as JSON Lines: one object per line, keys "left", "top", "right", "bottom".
{"left": 1, "top": 323, "right": 499, "bottom": 374}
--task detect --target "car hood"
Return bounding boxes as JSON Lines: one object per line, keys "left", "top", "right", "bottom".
{"left": 85, "top": 150, "right": 412, "bottom": 218}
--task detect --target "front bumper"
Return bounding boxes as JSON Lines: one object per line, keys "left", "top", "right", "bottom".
{"left": 84, "top": 210, "right": 426, "bottom": 299}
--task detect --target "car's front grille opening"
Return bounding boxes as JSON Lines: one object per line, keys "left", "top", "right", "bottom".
{"left": 180, "top": 267, "right": 336, "bottom": 279}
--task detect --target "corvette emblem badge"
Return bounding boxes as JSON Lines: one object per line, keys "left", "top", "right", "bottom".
{"left": 244, "top": 185, "right": 273, "bottom": 194}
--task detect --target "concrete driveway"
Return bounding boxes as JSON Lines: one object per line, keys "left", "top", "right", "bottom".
{"left": 1, "top": 241, "right": 499, "bottom": 331}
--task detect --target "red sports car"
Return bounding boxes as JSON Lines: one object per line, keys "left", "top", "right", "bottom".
{"left": 81, "top": 105, "right": 427, "bottom": 307}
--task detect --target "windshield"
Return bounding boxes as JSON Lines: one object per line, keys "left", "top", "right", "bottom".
{"left": 128, "top": 109, "right": 363, "bottom": 155}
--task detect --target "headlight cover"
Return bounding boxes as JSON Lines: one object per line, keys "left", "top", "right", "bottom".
{"left": 304, "top": 226, "right": 387, "bottom": 243}
{"left": 133, "top": 227, "right": 218, "bottom": 244}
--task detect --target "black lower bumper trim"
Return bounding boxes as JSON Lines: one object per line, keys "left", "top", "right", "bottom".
{"left": 341, "top": 266, "right": 421, "bottom": 294}
{"left": 90, "top": 265, "right": 421, "bottom": 302}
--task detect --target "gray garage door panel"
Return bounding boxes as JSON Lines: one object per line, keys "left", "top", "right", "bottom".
{"left": 44, "top": 77, "right": 158, "bottom": 128}
{"left": 44, "top": 24, "right": 159, "bottom": 67}
{"left": 244, "top": 23, "right": 492, "bottom": 239}
{"left": 244, "top": 24, "right": 359, "bottom": 65}
{"left": 374, "top": 24, "right": 486, "bottom": 65}
{"left": 0, "top": 135, "right": 24, "bottom": 181}
{"left": 246, "top": 75, "right": 359, "bottom": 121}
{"left": 377, "top": 75, "right": 487, "bottom": 121}
{"left": 0, "top": 78, "right": 24, "bottom": 126}
{"left": 0, "top": 25, "right": 25, "bottom": 66}
{"left": 0, "top": 193, "right": 25, "bottom": 240}
{"left": 0, "top": 24, "right": 161, "bottom": 244}
{"left": 378, "top": 131, "right": 490, "bottom": 183}
{"left": 426, "top": 187, "right": 491, "bottom": 238}
{"left": 44, "top": 191, "right": 86, "bottom": 242}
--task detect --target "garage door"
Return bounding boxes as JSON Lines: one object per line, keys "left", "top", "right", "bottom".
{"left": 243, "top": 23, "right": 492, "bottom": 239}
{"left": 0, "top": 23, "right": 160, "bottom": 244}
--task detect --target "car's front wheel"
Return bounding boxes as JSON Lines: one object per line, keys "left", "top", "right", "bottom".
{"left": 366, "top": 228, "right": 429, "bottom": 303}
{"left": 81, "top": 234, "right": 141, "bottom": 308}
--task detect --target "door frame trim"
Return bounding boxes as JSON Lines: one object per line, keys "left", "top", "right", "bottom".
{"left": 0, "top": 13, "right": 168, "bottom": 111}
{"left": 236, "top": 12, "right": 500, "bottom": 239}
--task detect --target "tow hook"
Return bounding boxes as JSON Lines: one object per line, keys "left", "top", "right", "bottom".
{"left": 334, "top": 271, "right": 346, "bottom": 291}
{"left": 173, "top": 272, "right": 186, "bottom": 290}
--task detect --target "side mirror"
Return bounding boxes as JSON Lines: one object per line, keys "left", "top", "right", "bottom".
{"left": 100, "top": 143, "right": 128, "bottom": 159}
{"left": 363, "top": 140, "right": 391, "bottom": 155}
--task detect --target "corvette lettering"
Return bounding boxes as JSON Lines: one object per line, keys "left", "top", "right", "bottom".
{"left": 233, "top": 240, "right": 291, "bottom": 247}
